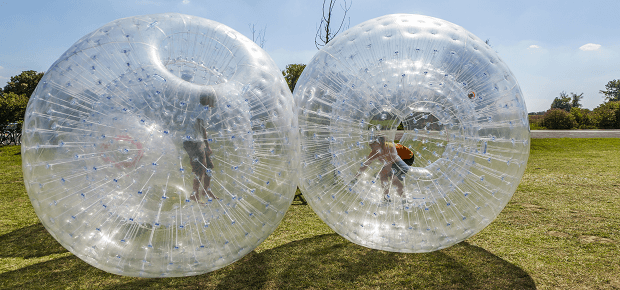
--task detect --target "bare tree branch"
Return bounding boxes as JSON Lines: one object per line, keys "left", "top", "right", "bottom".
{"left": 248, "top": 23, "right": 267, "bottom": 48}
{"left": 315, "top": 0, "right": 351, "bottom": 50}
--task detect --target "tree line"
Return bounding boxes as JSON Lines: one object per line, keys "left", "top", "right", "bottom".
{"left": 4, "top": 68, "right": 617, "bottom": 132}
{"left": 0, "top": 64, "right": 308, "bottom": 125}
{"left": 529, "top": 80, "right": 620, "bottom": 130}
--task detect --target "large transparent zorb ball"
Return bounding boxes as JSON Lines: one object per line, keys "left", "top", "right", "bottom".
{"left": 22, "top": 13, "right": 298, "bottom": 277}
{"left": 295, "top": 14, "right": 529, "bottom": 252}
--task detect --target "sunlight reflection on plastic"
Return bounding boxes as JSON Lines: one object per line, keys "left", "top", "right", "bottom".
{"left": 21, "top": 13, "right": 298, "bottom": 277}
{"left": 295, "top": 14, "right": 530, "bottom": 252}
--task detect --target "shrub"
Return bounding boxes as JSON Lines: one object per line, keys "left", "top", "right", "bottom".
{"left": 592, "top": 101, "right": 620, "bottom": 129}
{"left": 528, "top": 114, "right": 545, "bottom": 130}
{"left": 570, "top": 107, "right": 595, "bottom": 129}
{"left": 542, "top": 108, "right": 576, "bottom": 129}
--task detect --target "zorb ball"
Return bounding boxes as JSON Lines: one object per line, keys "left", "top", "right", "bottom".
{"left": 295, "top": 14, "right": 529, "bottom": 252}
{"left": 21, "top": 13, "right": 298, "bottom": 277}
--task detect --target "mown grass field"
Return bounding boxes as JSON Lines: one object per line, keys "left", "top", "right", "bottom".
{"left": 1, "top": 139, "right": 619, "bottom": 289}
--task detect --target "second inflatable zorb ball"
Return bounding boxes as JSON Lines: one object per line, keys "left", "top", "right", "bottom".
{"left": 295, "top": 14, "right": 529, "bottom": 252}
{"left": 22, "top": 13, "right": 298, "bottom": 277}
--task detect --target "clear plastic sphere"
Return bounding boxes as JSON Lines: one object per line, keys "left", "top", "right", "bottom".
{"left": 295, "top": 14, "right": 529, "bottom": 252}
{"left": 22, "top": 13, "right": 298, "bottom": 277}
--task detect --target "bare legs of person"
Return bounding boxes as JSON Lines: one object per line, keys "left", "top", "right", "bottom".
{"left": 190, "top": 173, "right": 217, "bottom": 202}
{"left": 185, "top": 140, "right": 217, "bottom": 203}
{"left": 188, "top": 156, "right": 217, "bottom": 202}
{"left": 390, "top": 177, "right": 404, "bottom": 197}
{"left": 190, "top": 176, "right": 202, "bottom": 202}
{"left": 379, "top": 165, "right": 404, "bottom": 199}
{"left": 202, "top": 174, "right": 216, "bottom": 200}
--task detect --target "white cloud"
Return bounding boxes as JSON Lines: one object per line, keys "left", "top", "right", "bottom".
{"left": 579, "top": 43, "right": 601, "bottom": 51}
{"left": 528, "top": 45, "right": 540, "bottom": 49}
{"left": 182, "top": 0, "right": 190, "bottom": 4}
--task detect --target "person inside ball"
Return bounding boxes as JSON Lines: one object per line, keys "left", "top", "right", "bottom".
{"left": 355, "top": 136, "right": 412, "bottom": 201}
{"left": 184, "top": 91, "right": 217, "bottom": 202}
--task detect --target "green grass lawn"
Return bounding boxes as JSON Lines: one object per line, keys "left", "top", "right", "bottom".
{"left": 1, "top": 139, "right": 619, "bottom": 289}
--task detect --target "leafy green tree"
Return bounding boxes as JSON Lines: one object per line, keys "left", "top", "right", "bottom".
{"left": 600, "top": 79, "right": 620, "bottom": 102}
{"left": 550, "top": 91, "right": 583, "bottom": 112}
{"left": 550, "top": 91, "right": 572, "bottom": 112}
{"left": 570, "top": 92, "right": 583, "bottom": 108}
{"left": 0, "top": 92, "right": 29, "bottom": 124}
{"left": 3, "top": 70, "right": 44, "bottom": 99}
{"left": 282, "top": 64, "right": 306, "bottom": 93}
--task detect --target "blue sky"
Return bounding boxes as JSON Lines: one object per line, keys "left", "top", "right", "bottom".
{"left": 0, "top": 0, "right": 618, "bottom": 112}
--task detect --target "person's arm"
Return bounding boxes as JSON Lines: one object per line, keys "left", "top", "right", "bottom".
{"left": 356, "top": 148, "right": 378, "bottom": 177}
{"left": 203, "top": 128, "right": 212, "bottom": 155}
{"left": 387, "top": 144, "right": 400, "bottom": 163}
{"left": 198, "top": 118, "right": 212, "bottom": 155}
{"left": 349, "top": 149, "right": 378, "bottom": 186}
